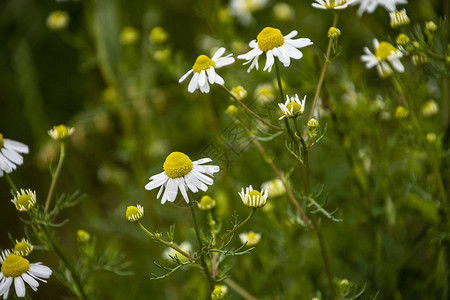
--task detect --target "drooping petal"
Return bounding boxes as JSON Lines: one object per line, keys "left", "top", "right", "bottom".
{"left": 22, "top": 274, "right": 39, "bottom": 291}
{"left": 14, "top": 277, "right": 26, "bottom": 297}
{"left": 179, "top": 69, "right": 193, "bottom": 83}
{"left": 188, "top": 72, "right": 200, "bottom": 93}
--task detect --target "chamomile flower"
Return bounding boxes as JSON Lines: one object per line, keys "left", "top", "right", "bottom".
{"left": 237, "top": 27, "right": 313, "bottom": 72}
{"left": 239, "top": 185, "right": 268, "bottom": 208}
{"left": 126, "top": 205, "right": 144, "bottom": 222}
{"left": 0, "top": 134, "right": 29, "bottom": 177}
{"left": 48, "top": 125, "right": 74, "bottom": 141}
{"left": 11, "top": 189, "right": 36, "bottom": 212}
{"left": 179, "top": 47, "right": 235, "bottom": 93}
{"left": 145, "top": 152, "right": 220, "bottom": 204}
{"left": 278, "top": 94, "right": 306, "bottom": 120}
{"left": 352, "top": 0, "right": 407, "bottom": 16}
{"left": 0, "top": 250, "right": 52, "bottom": 299}
{"left": 239, "top": 231, "right": 262, "bottom": 246}
{"left": 312, "top": 0, "right": 355, "bottom": 10}
{"left": 361, "top": 39, "right": 404, "bottom": 77}
{"left": 13, "top": 239, "right": 33, "bottom": 257}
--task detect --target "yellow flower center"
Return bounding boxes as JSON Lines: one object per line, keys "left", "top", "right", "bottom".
{"left": 17, "top": 194, "right": 34, "bottom": 210}
{"left": 14, "top": 242, "right": 33, "bottom": 257}
{"left": 126, "top": 205, "right": 143, "bottom": 222}
{"left": 257, "top": 27, "right": 284, "bottom": 52}
{"left": 1, "top": 254, "right": 30, "bottom": 277}
{"left": 54, "top": 125, "right": 70, "bottom": 139}
{"left": 192, "top": 55, "right": 216, "bottom": 73}
{"left": 375, "top": 42, "right": 397, "bottom": 61}
{"left": 286, "top": 102, "right": 303, "bottom": 116}
{"left": 0, "top": 133, "right": 3, "bottom": 148}
{"left": 163, "top": 152, "right": 193, "bottom": 179}
{"left": 248, "top": 190, "right": 262, "bottom": 199}
{"left": 325, "top": 0, "right": 347, "bottom": 8}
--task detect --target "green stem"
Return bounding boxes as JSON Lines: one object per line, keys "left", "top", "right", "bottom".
{"left": 137, "top": 222, "right": 196, "bottom": 261}
{"left": 306, "top": 12, "right": 339, "bottom": 124}
{"left": 224, "top": 278, "right": 259, "bottom": 300}
{"left": 220, "top": 85, "right": 282, "bottom": 131}
{"left": 4, "top": 173, "right": 18, "bottom": 194}
{"left": 45, "top": 142, "right": 66, "bottom": 212}
{"left": 189, "top": 199, "right": 215, "bottom": 293}
{"left": 40, "top": 225, "right": 87, "bottom": 300}
{"left": 207, "top": 208, "right": 256, "bottom": 250}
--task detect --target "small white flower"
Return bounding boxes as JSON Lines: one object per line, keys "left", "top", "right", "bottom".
{"left": 239, "top": 231, "right": 262, "bottom": 246}
{"left": 179, "top": 47, "right": 235, "bottom": 93}
{"left": 48, "top": 124, "right": 74, "bottom": 141}
{"left": 278, "top": 94, "right": 306, "bottom": 120}
{"left": 389, "top": 9, "right": 410, "bottom": 28}
{"left": 11, "top": 189, "right": 37, "bottom": 212}
{"left": 312, "top": 0, "right": 355, "bottom": 10}
{"left": 0, "top": 134, "right": 28, "bottom": 177}
{"left": 237, "top": 27, "right": 313, "bottom": 72}
{"left": 361, "top": 39, "right": 404, "bottom": 77}
{"left": 0, "top": 250, "right": 52, "bottom": 299}
{"left": 229, "top": 0, "right": 268, "bottom": 26}
{"left": 145, "top": 152, "right": 220, "bottom": 204}
{"left": 352, "top": 0, "right": 408, "bottom": 16}
{"left": 239, "top": 185, "right": 268, "bottom": 208}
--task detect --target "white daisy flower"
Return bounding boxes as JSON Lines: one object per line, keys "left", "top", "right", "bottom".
{"left": 352, "top": 0, "right": 407, "bottom": 16}
{"left": 0, "top": 134, "right": 29, "bottom": 177}
{"left": 237, "top": 27, "right": 313, "bottom": 72}
{"left": 229, "top": 0, "right": 268, "bottom": 26}
{"left": 11, "top": 189, "right": 37, "bottom": 212}
{"left": 239, "top": 231, "right": 262, "bottom": 246}
{"left": 179, "top": 47, "right": 235, "bottom": 93}
{"left": 239, "top": 185, "right": 268, "bottom": 208}
{"left": 361, "top": 39, "right": 404, "bottom": 77}
{"left": 48, "top": 124, "right": 74, "bottom": 141}
{"left": 278, "top": 94, "right": 306, "bottom": 120}
{"left": 0, "top": 250, "right": 52, "bottom": 299}
{"left": 145, "top": 152, "right": 220, "bottom": 204}
{"left": 312, "top": 0, "right": 355, "bottom": 10}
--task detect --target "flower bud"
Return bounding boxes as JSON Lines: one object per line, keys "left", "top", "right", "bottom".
{"left": 395, "top": 33, "right": 410, "bottom": 46}
{"left": 231, "top": 85, "right": 248, "bottom": 101}
{"left": 126, "top": 205, "right": 144, "bottom": 222}
{"left": 390, "top": 9, "right": 410, "bottom": 28}
{"left": 77, "top": 230, "right": 91, "bottom": 243}
{"left": 395, "top": 106, "right": 409, "bottom": 119}
{"left": 328, "top": 27, "right": 341, "bottom": 39}
{"left": 198, "top": 195, "right": 216, "bottom": 210}
{"left": 149, "top": 26, "right": 169, "bottom": 43}
{"left": 47, "top": 11, "right": 69, "bottom": 31}
{"left": 225, "top": 105, "right": 238, "bottom": 118}
{"left": 48, "top": 125, "right": 75, "bottom": 141}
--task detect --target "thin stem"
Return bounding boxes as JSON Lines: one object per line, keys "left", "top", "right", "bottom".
{"left": 45, "top": 142, "right": 66, "bottom": 212}
{"left": 307, "top": 12, "right": 339, "bottom": 124}
{"left": 4, "top": 173, "right": 18, "bottom": 194}
{"left": 224, "top": 278, "right": 259, "bottom": 300}
{"left": 189, "top": 199, "right": 215, "bottom": 292}
{"left": 206, "top": 208, "right": 256, "bottom": 250}
{"left": 220, "top": 85, "right": 282, "bottom": 131}
{"left": 238, "top": 117, "right": 314, "bottom": 230}
{"left": 137, "top": 222, "right": 196, "bottom": 261}
{"left": 40, "top": 225, "right": 87, "bottom": 300}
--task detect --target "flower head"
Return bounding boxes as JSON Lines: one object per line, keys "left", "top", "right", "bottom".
{"left": 11, "top": 189, "right": 36, "bottom": 212}
{"left": 46, "top": 10, "right": 69, "bottom": 31}
{"left": 211, "top": 284, "right": 228, "bottom": 300}
{"left": 237, "top": 27, "right": 313, "bottom": 72}
{"left": 145, "top": 152, "right": 220, "bottom": 204}
{"left": 421, "top": 100, "right": 438, "bottom": 117}
{"left": 312, "top": 0, "right": 355, "bottom": 10}
{"left": 0, "top": 134, "right": 29, "bottom": 177}
{"left": 278, "top": 94, "right": 306, "bottom": 120}
{"left": 126, "top": 205, "right": 144, "bottom": 222}
{"left": 198, "top": 195, "right": 216, "bottom": 210}
{"left": 0, "top": 250, "right": 52, "bottom": 299}
{"left": 77, "top": 230, "right": 91, "bottom": 243}
{"left": 353, "top": 0, "right": 408, "bottom": 16}
{"left": 239, "top": 185, "right": 268, "bottom": 208}
{"left": 261, "top": 179, "right": 285, "bottom": 198}
{"left": 120, "top": 26, "right": 140, "bottom": 45}
{"left": 48, "top": 125, "right": 74, "bottom": 141}
{"left": 361, "top": 39, "right": 404, "bottom": 77}
{"left": 239, "top": 231, "right": 261, "bottom": 246}
{"left": 328, "top": 27, "right": 341, "bottom": 39}
{"left": 390, "top": 9, "right": 410, "bottom": 28}
{"left": 231, "top": 85, "right": 248, "bottom": 101}
{"left": 13, "top": 239, "right": 33, "bottom": 257}
{"left": 255, "top": 83, "right": 275, "bottom": 103}
{"left": 179, "top": 47, "right": 235, "bottom": 93}
{"left": 149, "top": 26, "right": 169, "bottom": 43}
{"left": 395, "top": 106, "right": 409, "bottom": 119}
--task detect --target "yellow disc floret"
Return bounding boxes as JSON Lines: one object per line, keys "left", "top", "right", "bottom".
{"left": 0, "top": 133, "right": 3, "bottom": 148}
{"left": 192, "top": 55, "right": 216, "bottom": 73}
{"left": 1, "top": 254, "right": 30, "bottom": 278}
{"left": 126, "top": 205, "right": 144, "bottom": 222}
{"left": 257, "top": 27, "right": 284, "bottom": 52}
{"left": 375, "top": 42, "right": 397, "bottom": 61}
{"left": 286, "top": 102, "right": 303, "bottom": 116}
{"left": 14, "top": 240, "right": 33, "bottom": 257}
{"left": 163, "top": 152, "right": 193, "bottom": 179}
{"left": 248, "top": 190, "right": 262, "bottom": 200}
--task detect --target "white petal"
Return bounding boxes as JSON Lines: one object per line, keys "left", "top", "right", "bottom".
{"left": 284, "top": 30, "right": 298, "bottom": 39}
{"left": 264, "top": 50, "right": 275, "bottom": 72}
{"left": 215, "top": 56, "right": 235, "bottom": 68}
{"left": 191, "top": 169, "right": 214, "bottom": 185}
{"left": 195, "top": 165, "right": 220, "bottom": 175}
{"left": 0, "top": 277, "right": 12, "bottom": 298}
{"left": 0, "top": 154, "right": 15, "bottom": 173}
{"left": 193, "top": 158, "right": 212, "bottom": 164}
{"left": 179, "top": 69, "right": 193, "bottom": 83}
{"left": 157, "top": 184, "right": 165, "bottom": 199}
{"left": 178, "top": 178, "right": 189, "bottom": 203}
{"left": 390, "top": 59, "right": 405, "bottom": 72}
{"left": 198, "top": 70, "right": 206, "bottom": 87}
{"left": 206, "top": 67, "right": 216, "bottom": 84}
{"left": 1, "top": 148, "right": 23, "bottom": 165}
{"left": 212, "top": 47, "right": 226, "bottom": 60}
{"left": 249, "top": 39, "right": 257, "bottom": 48}
{"left": 283, "top": 44, "right": 303, "bottom": 60}
{"left": 214, "top": 73, "right": 224, "bottom": 85}
{"left": 145, "top": 173, "right": 168, "bottom": 190}
{"left": 14, "top": 277, "right": 26, "bottom": 297}
{"left": 29, "top": 263, "right": 52, "bottom": 279}
{"left": 188, "top": 72, "right": 200, "bottom": 93}
{"left": 165, "top": 179, "right": 179, "bottom": 203}
{"left": 22, "top": 274, "right": 39, "bottom": 291}
{"left": 3, "top": 139, "right": 29, "bottom": 154}
{"left": 200, "top": 80, "right": 210, "bottom": 93}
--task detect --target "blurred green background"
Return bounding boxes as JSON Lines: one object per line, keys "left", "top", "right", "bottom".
{"left": 0, "top": 0, "right": 449, "bottom": 299}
